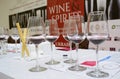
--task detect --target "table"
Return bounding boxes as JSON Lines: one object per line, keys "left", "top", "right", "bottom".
{"left": 0, "top": 42, "right": 120, "bottom": 79}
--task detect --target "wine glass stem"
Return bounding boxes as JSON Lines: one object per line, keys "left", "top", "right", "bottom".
{"left": 69, "top": 41, "right": 72, "bottom": 50}
{"left": 75, "top": 43, "right": 79, "bottom": 66}
{"left": 69, "top": 41, "right": 72, "bottom": 59}
{"left": 96, "top": 45, "right": 99, "bottom": 71}
{"left": 15, "top": 40, "right": 17, "bottom": 53}
{"left": 35, "top": 45, "right": 40, "bottom": 69}
{"left": 0, "top": 41, "right": 3, "bottom": 55}
{"left": 50, "top": 42, "right": 54, "bottom": 61}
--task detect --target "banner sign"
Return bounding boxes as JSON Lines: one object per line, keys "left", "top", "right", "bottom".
{"left": 47, "top": 0, "right": 84, "bottom": 48}
{"left": 47, "top": 0, "right": 84, "bottom": 28}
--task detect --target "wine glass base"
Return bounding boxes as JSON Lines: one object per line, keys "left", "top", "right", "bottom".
{"left": 102, "top": 63, "right": 120, "bottom": 70}
{"left": 64, "top": 59, "right": 76, "bottom": 64}
{"left": 29, "top": 66, "right": 47, "bottom": 72}
{"left": 68, "top": 65, "right": 87, "bottom": 71}
{"left": 87, "top": 70, "right": 109, "bottom": 78}
{"left": 45, "top": 60, "right": 60, "bottom": 65}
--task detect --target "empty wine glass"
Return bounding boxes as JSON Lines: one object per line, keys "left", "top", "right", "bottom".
{"left": 67, "top": 14, "right": 87, "bottom": 71}
{"left": 63, "top": 19, "right": 76, "bottom": 64}
{"left": 45, "top": 19, "right": 60, "bottom": 65}
{"left": 3, "top": 27, "right": 9, "bottom": 54}
{"left": 12, "top": 15, "right": 17, "bottom": 28}
{"left": 27, "top": 16, "right": 47, "bottom": 72}
{"left": 11, "top": 27, "right": 19, "bottom": 53}
{"left": 0, "top": 27, "right": 5, "bottom": 55}
{"left": 4, "top": 28, "right": 9, "bottom": 41}
{"left": 86, "top": 11, "right": 109, "bottom": 78}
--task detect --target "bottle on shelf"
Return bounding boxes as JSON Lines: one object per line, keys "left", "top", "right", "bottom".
{"left": 108, "top": 0, "right": 120, "bottom": 20}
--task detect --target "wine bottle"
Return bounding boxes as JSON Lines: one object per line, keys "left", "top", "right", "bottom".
{"left": 97, "top": 0, "right": 106, "bottom": 12}
{"left": 84, "top": 0, "right": 97, "bottom": 21}
{"left": 108, "top": 0, "right": 120, "bottom": 20}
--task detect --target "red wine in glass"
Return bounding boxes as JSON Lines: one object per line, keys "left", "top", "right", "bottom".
{"left": 0, "top": 37, "right": 5, "bottom": 41}
{"left": 87, "top": 34, "right": 108, "bottom": 45}
{"left": 46, "top": 36, "right": 58, "bottom": 43}
{"left": 29, "top": 36, "right": 45, "bottom": 44}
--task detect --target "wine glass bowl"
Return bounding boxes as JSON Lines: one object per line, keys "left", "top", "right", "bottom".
{"left": 87, "top": 33, "right": 108, "bottom": 45}
{"left": 45, "top": 19, "right": 60, "bottom": 65}
{"left": 86, "top": 11, "right": 109, "bottom": 78}
{"left": 27, "top": 16, "right": 47, "bottom": 72}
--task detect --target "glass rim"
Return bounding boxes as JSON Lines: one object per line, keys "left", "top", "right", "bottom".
{"left": 89, "top": 11, "right": 104, "bottom": 15}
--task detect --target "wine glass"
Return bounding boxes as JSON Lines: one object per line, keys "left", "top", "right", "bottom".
{"left": 3, "top": 27, "right": 10, "bottom": 54}
{"left": 4, "top": 28, "right": 9, "bottom": 41}
{"left": 67, "top": 14, "right": 87, "bottom": 71}
{"left": 62, "top": 19, "right": 76, "bottom": 64}
{"left": 86, "top": 11, "right": 109, "bottom": 78}
{"left": 0, "top": 27, "right": 5, "bottom": 55}
{"left": 45, "top": 19, "right": 60, "bottom": 65}
{"left": 12, "top": 15, "right": 17, "bottom": 28}
{"left": 11, "top": 27, "right": 19, "bottom": 53}
{"left": 27, "top": 16, "right": 47, "bottom": 72}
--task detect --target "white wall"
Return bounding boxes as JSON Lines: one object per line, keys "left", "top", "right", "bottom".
{"left": 0, "top": 0, "right": 17, "bottom": 28}
{"left": 0, "top": 0, "right": 46, "bottom": 28}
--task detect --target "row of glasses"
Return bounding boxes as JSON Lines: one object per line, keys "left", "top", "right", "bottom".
{"left": 64, "top": 11, "right": 109, "bottom": 77}
{"left": 26, "top": 11, "right": 109, "bottom": 78}
{"left": 26, "top": 14, "right": 86, "bottom": 72}
{"left": 47, "top": 11, "right": 109, "bottom": 78}
{"left": 0, "top": 27, "right": 20, "bottom": 55}
{"left": 1, "top": 27, "right": 21, "bottom": 56}
{"left": 27, "top": 16, "right": 61, "bottom": 72}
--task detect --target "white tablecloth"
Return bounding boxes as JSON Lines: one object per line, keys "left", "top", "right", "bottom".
{"left": 0, "top": 42, "right": 120, "bottom": 79}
